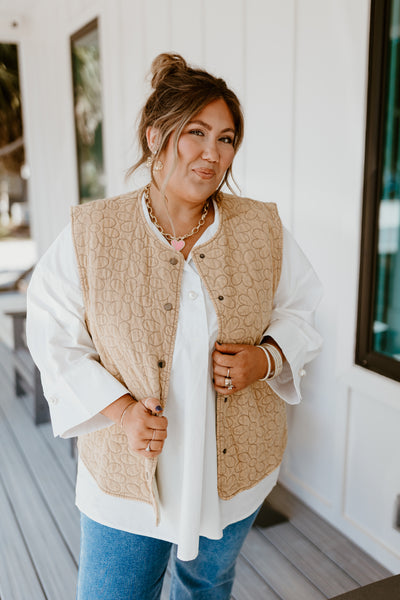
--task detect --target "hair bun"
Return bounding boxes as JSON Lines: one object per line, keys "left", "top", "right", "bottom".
{"left": 150, "top": 53, "right": 188, "bottom": 89}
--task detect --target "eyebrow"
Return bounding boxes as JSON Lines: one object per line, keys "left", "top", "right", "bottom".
{"left": 188, "top": 120, "right": 235, "bottom": 134}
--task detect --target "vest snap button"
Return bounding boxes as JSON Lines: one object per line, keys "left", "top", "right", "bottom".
{"left": 224, "top": 397, "right": 228, "bottom": 403}
{"left": 158, "top": 360, "right": 165, "bottom": 368}
{"left": 199, "top": 253, "right": 205, "bottom": 259}
{"left": 164, "top": 303, "right": 173, "bottom": 311}
{"left": 222, "top": 448, "right": 227, "bottom": 454}
{"left": 169, "top": 257, "right": 178, "bottom": 265}
{"left": 218, "top": 295, "right": 224, "bottom": 301}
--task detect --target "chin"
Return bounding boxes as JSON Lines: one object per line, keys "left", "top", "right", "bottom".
{"left": 189, "top": 189, "right": 216, "bottom": 204}
{"left": 189, "top": 179, "right": 218, "bottom": 199}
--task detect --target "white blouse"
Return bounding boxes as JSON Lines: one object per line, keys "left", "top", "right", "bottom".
{"left": 26, "top": 195, "right": 323, "bottom": 561}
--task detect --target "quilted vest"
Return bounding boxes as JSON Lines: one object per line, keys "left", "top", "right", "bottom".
{"left": 71, "top": 188, "right": 287, "bottom": 522}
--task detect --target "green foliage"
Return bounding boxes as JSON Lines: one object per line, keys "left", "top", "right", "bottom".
{"left": 0, "top": 44, "right": 24, "bottom": 173}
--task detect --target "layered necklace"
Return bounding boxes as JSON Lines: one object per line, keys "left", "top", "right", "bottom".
{"left": 144, "top": 183, "right": 210, "bottom": 252}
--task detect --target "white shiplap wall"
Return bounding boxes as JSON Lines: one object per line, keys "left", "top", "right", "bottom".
{"left": 1, "top": 0, "right": 400, "bottom": 573}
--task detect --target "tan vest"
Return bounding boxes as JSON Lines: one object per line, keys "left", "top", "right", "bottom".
{"left": 71, "top": 188, "right": 287, "bottom": 520}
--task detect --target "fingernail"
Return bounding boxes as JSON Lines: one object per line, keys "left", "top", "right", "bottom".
{"left": 155, "top": 405, "right": 162, "bottom": 412}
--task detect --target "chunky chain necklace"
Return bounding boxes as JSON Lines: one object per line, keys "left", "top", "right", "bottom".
{"left": 144, "top": 183, "right": 210, "bottom": 252}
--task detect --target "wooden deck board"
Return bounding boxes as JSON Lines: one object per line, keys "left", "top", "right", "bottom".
{"left": 0, "top": 403, "right": 78, "bottom": 599}
{"left": 0, "top": 345, "right": 80, "bottom": 563}
{"left": 161, "top": 569, "right": 171, "bottom": 599}
{"left": 0, "top": 475, "right": 46, "bottom": 600}
{"left": 35, "top": 419, "right": 77, "bottom": 486}
{"left": 258, "top": 521, "right": 359, "bottom": 598}
{"left": 232, "top": 555, "right": 281, "bottom": 599}
{"left": 241, "top": 528, "right": 326, "bottom": 600}
{"left": 267, "top": 485, "right": 392, "bottom": 585}
{"left": 330, "top": 574, "right": 400, "bottom": 599}
{"left": 0, "top": 396, "right": 80, "bottom": 561}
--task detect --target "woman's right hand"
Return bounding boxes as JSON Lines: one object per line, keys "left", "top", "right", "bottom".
{"left": 121, "top": 397, "right": 168, "bottom": 458}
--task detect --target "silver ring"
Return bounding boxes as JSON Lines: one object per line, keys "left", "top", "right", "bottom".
{"left": 227, "top": 368, "right": 230, "bottom": 378}
{"left": 225, "top": 377, "right": 232, "bottom": 387}
{"left": 145, "top": 442, "right": 151, "bottom": 452}
{"left": 227, "top": 383, "right": 234, "bottom": 390}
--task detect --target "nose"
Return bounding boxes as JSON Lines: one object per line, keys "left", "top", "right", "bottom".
{"left": 201, "top": 140, "right": 219, "bottom": 163}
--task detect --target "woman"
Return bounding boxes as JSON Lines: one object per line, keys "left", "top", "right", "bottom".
{"left": 27, "top": 53, "right": 322, "bottom": 599}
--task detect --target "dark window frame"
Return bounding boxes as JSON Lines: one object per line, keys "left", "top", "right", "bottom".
{"left": 356, "top": 0, "right": 400, "bottom": 382}
{"left": 70, "top": 17, "right": 106, "bottom": 205}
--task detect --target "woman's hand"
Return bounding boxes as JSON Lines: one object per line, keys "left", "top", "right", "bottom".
{"left": 101, "top": 394, "right": 168, "bottom": 458}
{"left": 121, "top": 397, "right": 168, "bottom": 458}
{"left": 212, "top": 342, "right": 270, "bottom": 395}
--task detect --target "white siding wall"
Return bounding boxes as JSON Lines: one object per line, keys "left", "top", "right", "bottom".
{"left": 2, "top": 0, "right": 400, "bottom": 572}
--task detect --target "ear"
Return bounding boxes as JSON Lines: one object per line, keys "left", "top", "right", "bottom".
{"left": 146, "top": 126, "right": 161, "bottom": 154}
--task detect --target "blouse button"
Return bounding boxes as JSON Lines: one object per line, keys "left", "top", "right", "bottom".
{"left": 169, "top": 257, "right": 178, "bottom": 265}
{"left": 218, "top": 295, "right": 224, "bottom": 301}
{"left": 158, "top": 360, "right": 165, "bottom": 368}
{"left": 188, "top": 291, "right": 198, "bottom": 300}
{"left": 299, "top": 368, "right": 306, "bottom": 377}
{"left": 164, "top": 303, "right": 173, "bottom": 311}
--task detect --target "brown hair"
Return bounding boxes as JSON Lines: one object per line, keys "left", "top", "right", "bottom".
{"left": 128, "top": 53, "right": 244, "bottom": 195}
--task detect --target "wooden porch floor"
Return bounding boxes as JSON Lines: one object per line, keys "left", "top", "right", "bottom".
{"left": 0, "top": 340, "right": 392, "bottom": 600}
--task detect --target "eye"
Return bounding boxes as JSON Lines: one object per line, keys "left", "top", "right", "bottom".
{"left": 219, "top": 136, "right": 234, "bottom": 145}
{"left": 188, "top": 129, "right": 204, "bottom": 136}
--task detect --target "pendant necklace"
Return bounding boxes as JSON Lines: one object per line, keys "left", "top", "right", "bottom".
{"left": 144, "top": 183, "right": 210, "bottom": 252}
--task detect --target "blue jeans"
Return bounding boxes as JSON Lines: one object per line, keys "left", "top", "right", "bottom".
{"left": 76, "top": 507, "right": 260, "bottom": 600}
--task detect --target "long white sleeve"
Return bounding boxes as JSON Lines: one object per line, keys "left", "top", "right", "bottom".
{"left": 26, "top": 224, "right": 130, "bottom": 438}
{"left": 266, "top": 227, "right": 323, "bottom": 404}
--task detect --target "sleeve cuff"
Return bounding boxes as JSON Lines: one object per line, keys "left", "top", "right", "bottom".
{"left": 264, "top": 319, "right": 321, "bottom": 405}
{"left": 43, "top": 358, "right": 130, "bottom": 438}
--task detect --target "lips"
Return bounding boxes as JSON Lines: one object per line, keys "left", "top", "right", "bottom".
{"left": 193, "top": 168, "right": 215, "bottom": 179}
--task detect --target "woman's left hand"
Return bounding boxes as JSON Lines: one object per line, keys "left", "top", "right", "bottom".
{"left": 212, "top": 342, "right": 269, "bottom": 395}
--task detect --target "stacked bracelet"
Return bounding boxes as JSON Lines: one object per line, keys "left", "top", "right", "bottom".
{"left": 257, "top": 345, "right": 272, "bottom": 381}
{"left": 266, "top": 343, "right": 283, "bottom": 378}
{"left": 120, "top": 401, "right": 135, "bottom": 429}
{"left": 257, "top": 343, "right": 284, "bottom": 381}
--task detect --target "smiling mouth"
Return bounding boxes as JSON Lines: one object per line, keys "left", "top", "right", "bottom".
{"left": 193, "top": 168, "right": 215, "bottom": 179}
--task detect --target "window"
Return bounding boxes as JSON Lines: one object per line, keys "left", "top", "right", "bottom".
{"left": 71, "top": 19, "right": 105, "bottom": 204}
{"left": 0, "top": 43, "right": 30, "bottom": 237}
{"left": 357, "top": 0, "right": 400, "bottom": 381}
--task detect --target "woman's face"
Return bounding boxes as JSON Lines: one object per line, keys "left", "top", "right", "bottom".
{"left": 156, "top": 98, "right": 236, "bottom": 206}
